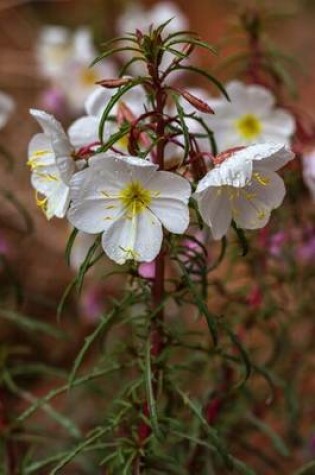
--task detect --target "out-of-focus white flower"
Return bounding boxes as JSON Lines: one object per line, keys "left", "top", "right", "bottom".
{"left": 68, "top": 85, "right": 146, "bottom": 149}
{"left": 116, "top": 1, "right": 188, "bottom": 76}
{"left": 68, "top": 154, "right": 191, "bottom": 264}
{"left": 28, "top": 109, "right": 75, "bottom": 219}
{"left": 208, "top": 81, "right": 296, "bottom": 152}
{"left": 36, "top": 26, "right": 71, "bottom": 81}
{"left": 302, "top": 149, "right": 315, "bottom": 201}
{"left": 37, "top": 27, "right": 116, "bottom": 115}
{"left": 0, "top": 91, "right": 15, "bottom": 129}
{"left": 194, "top": 143, "right": 294, "bottom": 239}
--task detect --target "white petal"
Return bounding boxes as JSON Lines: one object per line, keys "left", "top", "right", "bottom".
{"left": 242, "top": 84, "right": 275, "bottom": 116}
{"left": 46, "top": 182, "right": 70, "bottom": 219}
{"left": 102, "top": 208, "right": 163, "bottom": 264}
{"left": 195, "top": 188, "right": 232, "bottom": 240}
{"left": 28, "top": 133, "right": 54, "bottom": 164}
{"left": 147, "top": 171, "right": 191, "bottom": 201}
{"left": 262, "top": 109, "right": 296, "bottom": 136}
{"left": 85, "top": 87, "right": 112, "bottom": 117}
{"left": 195, "top": 157, "right": 252, "bottom": 193}
{"left": 68, "top": 116, "right": 99, "bottom": 148}
{"left": 241, "top": 143, "right": 295, "bottom": 171}
{"left": 232, "top": 169, "right": 286, "bottom": 229}
{"left": 68, "top": 197, "right": 123, "bottom": 234}
{"left": 150, "top": 197, "right": 189, "bottom": 234}
{"left": 30, "top": 109, "right": 75, "bottom": 182}
{"left": 31, "top": 165, "right": 61, "bottom": 195}
{"left": 89, "top": 154, "right": 158, "bottom": 186}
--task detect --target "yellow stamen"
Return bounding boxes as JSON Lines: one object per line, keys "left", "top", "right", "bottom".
{"left": 119, "top": 181, "right": 152, "bottom": 215}
{"left": 235, "top": 114, "right": 262, "bottom": 140}
{"left": 252, "top": 172, "right": 270, "bottom": 186}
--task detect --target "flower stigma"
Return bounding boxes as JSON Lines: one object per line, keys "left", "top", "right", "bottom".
{"left": 119, "top": 181, "right": 153, "bottom": 215}
{"left": 235, "top": 114, "right": 262, "bottom": 140}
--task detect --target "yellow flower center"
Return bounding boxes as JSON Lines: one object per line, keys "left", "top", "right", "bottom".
{"left": 80, "top": 68, "right": 98, "bottom": 86}
{"left": 117, "top": 134, "right": 129, "bottom": 150}
{"left": 235, "top": 114, "right": 262, "bottom": 140}
{"left": 119, "top": 181, "right": 152, "bottom": 215}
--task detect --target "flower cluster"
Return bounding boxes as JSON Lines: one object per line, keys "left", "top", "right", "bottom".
{"left": 28, "top": 77, "right": 295, "bottom": 265}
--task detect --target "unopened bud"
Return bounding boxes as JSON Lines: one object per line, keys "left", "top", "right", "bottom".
{"left": 178, "top": 88, "right": 214, "bottom": 114}
{"left": 96, "top": 78, "right": 131, "bottom": 89}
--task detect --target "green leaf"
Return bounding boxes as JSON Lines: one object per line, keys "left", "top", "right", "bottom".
{"left": 91, "top": 46, "right": 141, "bottom": 66}
{"left": 0, "top": 308, "right": 66, "bottom": 339}
{"left": 166, "top": 37, "right": 217, "bottom": 55}
{"left": 231, "top": 220, "right": 249, "bottom": 256}
{"left": 173, "top": 95, "right": 190, "bottom": 160}
{"left": 245, "top": 413, "right": 289, "bottom": 457}
{"left": 294, "top": 461, "right": 315, "bottom": 475}
{"left": 144, "top": 334, "right": 161, "bottom": 439}
{"left": 65, "top": 227, "right": 78, "bottom": 266}
{"left": 220, "top": 321, "right": 251, "bottom": 388}
{"left": 98, "top": 79, "right": 145, "bottom": 143}
{"left": 174, "top": 385, "right": 233, "bottom": 469}
{"left": 175, "top": 65, "right": 229, "bottom": 100}
{"left": 68, "top": 308, "right": 117, "bottom": 388}
{"left": 177, "top": 260, "right": 218, "bottom": 346}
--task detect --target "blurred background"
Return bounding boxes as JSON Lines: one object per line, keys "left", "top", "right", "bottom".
{"left": 0, "top": 0, "right": 314, "bottom": 473}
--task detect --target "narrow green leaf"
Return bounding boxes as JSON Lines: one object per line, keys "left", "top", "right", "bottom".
{"left": 175, "top": 65, "right": 229, "bottom": 100}
{"left": 0, "top": 308, "right": 66, "bottom": 339}
{"left": 220, "top": 321, "right": 252, "bottom": 388}
{"left": 98, "top": 79, "right": 145, "bottom": 142}
{"left": 68, "top": 308, "right": 117, "bottom": 388}
{"left": 177, "top": 260, "right": 218, "bottom": 346}
{"left": 294, "top": 461, "right": 315, "bottom": 475}
{"left": 174, "top": 385, "right": 233, "bottom": 469}
{"left": 166, "top": 37, "right": 217, "bottom": 55}
{"left": 65, "top": 227, "right": 78, "bottom": 266}
{"left": 246, "top": 413, "right": 289, "bottom": 457}
{"left": 231, "top": 220, "right": 249, "bottom": 256}
{"left": 144, "top": 334, "right": 160, "bottom": 438}
{"left": 173, "top": 95, "right": 190, "bottom": 160}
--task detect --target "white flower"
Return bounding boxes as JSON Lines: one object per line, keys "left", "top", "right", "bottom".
{"left": 28, "top": 109, "right": 75, "bottom": 219}
{"left": 0, "top": 91, "right": 15, "bottom": 129}
{"left": 302, "top": 149, "right": 315, "bottom": 201}
{"left": 36, "top": 26, "right": 71, "bottom": 81}
{"left": 36, "top": 27, "right": 116, "bottom": 114}
{"left": 208, "top": 81, "right": 296, "bottom": 152}
{"left": 68, "top": 85, "right": 146, "bottom": 149}
{"left": 67, "top": 154, "right": 191, "bottom": 264}
{"left": 193, "top": 143, "right": 294, "bottom": 239}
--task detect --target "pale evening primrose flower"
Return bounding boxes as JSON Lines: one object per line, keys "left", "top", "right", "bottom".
{"left": 57, "top": 28, "right": 116, "bottom": 114}
{"left": 28, "top": 109, "right": 75, "bottom": 219}
{"left": 208, "top": 81, "right": 296, "bottom": 152}
{"left": 36, "top": 26, "right": 71, "bottom": 81}
{"left": 193, "top": 143, "right": 294, "bottom": 240}
{"left": 0, "top": 91, "right": 15, "bottom": 129}
{"left": 37, "top": 27, "right": 116, "bottom": 115}
{"left": 302, "top": 149, "right": 315, "bottom": 201}
{"left": 67, "top": 154, "right": 191, "bottom": 264}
